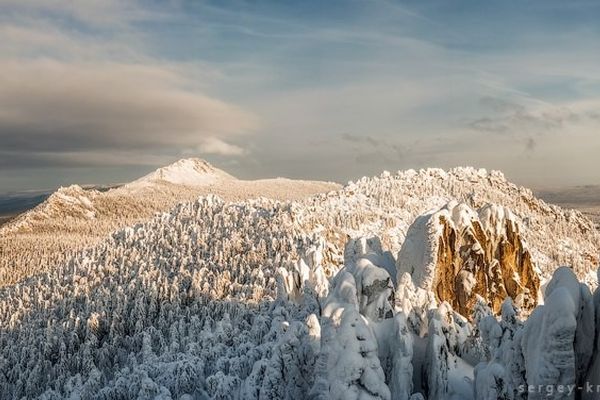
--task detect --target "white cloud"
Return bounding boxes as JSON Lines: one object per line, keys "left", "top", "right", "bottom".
{"left": 197, "top": 137, "right": 246, "bottom": 156}
{"left": 1, "top": 0, "right": 599, "bottom": 188}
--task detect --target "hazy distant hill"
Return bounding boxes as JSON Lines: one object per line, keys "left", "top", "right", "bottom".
{"left": 538, "top": 185, "right": 600, "bottom": 226}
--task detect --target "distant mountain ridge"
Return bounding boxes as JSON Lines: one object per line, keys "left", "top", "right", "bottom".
{"left": 0, "top": 184, "right": 117, "bottom": 217}
{"left": 538, "top": 185, "right": 600, "bottom": 227}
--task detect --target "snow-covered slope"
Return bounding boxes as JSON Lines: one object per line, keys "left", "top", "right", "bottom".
{"left": 0, "top": 196, "right": 317, "bottom": 399}
{"left": 0, "top": 159, "right": 340, "bottom": 286}
{"left": 4, "top": 185, "right": 100, "bottom": 229}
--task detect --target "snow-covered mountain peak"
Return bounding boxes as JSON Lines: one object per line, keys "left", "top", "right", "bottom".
{"left": 0, "top": 185, "right": 99, "bottom": 235}
{"left": 129, "top": 158, "right": 235, "bottom": 187}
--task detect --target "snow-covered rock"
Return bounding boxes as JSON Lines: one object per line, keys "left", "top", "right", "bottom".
{"left": 397, "top": 201, "right": 540, "bottom": 316}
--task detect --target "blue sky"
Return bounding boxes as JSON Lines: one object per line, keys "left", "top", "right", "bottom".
{"left": 1, "top": 0, "right": 599, "bottom": 191}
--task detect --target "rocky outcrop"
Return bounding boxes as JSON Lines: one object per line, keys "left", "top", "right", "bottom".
{"left": 397, "top": 201, "right": 540, "bottom": 316}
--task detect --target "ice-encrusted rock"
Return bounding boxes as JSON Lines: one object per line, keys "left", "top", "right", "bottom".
{"left": 397, "top": 201, "right": 540, "bottom": 316}
{"left": 325, "top": 237, "right": 397, "bottom": 321}
{"left": 347, "top": 258, "right": 395, "bottom": 321}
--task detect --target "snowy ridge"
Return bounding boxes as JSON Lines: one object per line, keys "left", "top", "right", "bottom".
{"left": 294, "top": 167, "right": 599, "bottom": 287}
{"left": 0, "top": 185, "right": 99, "bottom": 235}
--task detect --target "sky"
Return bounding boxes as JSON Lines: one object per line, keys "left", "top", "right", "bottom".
{"left": 1, "top": 0, "right": 599, "bottom": 192}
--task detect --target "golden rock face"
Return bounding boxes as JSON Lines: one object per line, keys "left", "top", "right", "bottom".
{"left": 400, "top": 202, "right": 540, "bottom": 317}
{"left": 437, "top": 210, "right": 539, "bottom": 316}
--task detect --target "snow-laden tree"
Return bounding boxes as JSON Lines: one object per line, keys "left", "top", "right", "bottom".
{"left": 474, "top": 362, "right": 511, "bottom": 400}
{"left": 423, "top": 309, "right": 449, "bottom": 400}
{"left": 521, "top": 267, "right": 594, "bottom": 399}
{"left": 461, "top": 295, "right": 494, "bottom": 365}
{"left": 0, "top": 197, "right": 323, "bottom": 399}
{"left": 256, "top": 320, "right": 318, "bottom": 399}
{"left": 324, "top": 308, "right": 390, "bottom": 400}
{"left": 372, "top": 313, "right": 414, "bottom": 400}
{"left": 395, "top": 272, "right": 436, "bottom": 336}
{"left": 474, "top": 267, "right": 598, "bottom": 400}
{"left": 311, "top": 240, "right": 407, "bottom": 400}
{"left": 584, "top": 267, "right": 600, "bottom": 399}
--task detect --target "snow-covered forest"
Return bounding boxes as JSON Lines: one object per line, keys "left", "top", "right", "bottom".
{"left": 0, "top": 159, "right": 339, "bottom": 287}
{"left": 1, "top": 166, "right": 599, "bottom": 399}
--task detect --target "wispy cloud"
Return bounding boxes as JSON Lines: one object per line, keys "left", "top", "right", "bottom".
{"left": 196, "top": 137, "right": 247, "bottom": 156}
{"left": 0, "top": 0, "right": 158, "bottom": 28}
{"left": 468, "top": 96, "right": 599, "bottom": 137}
